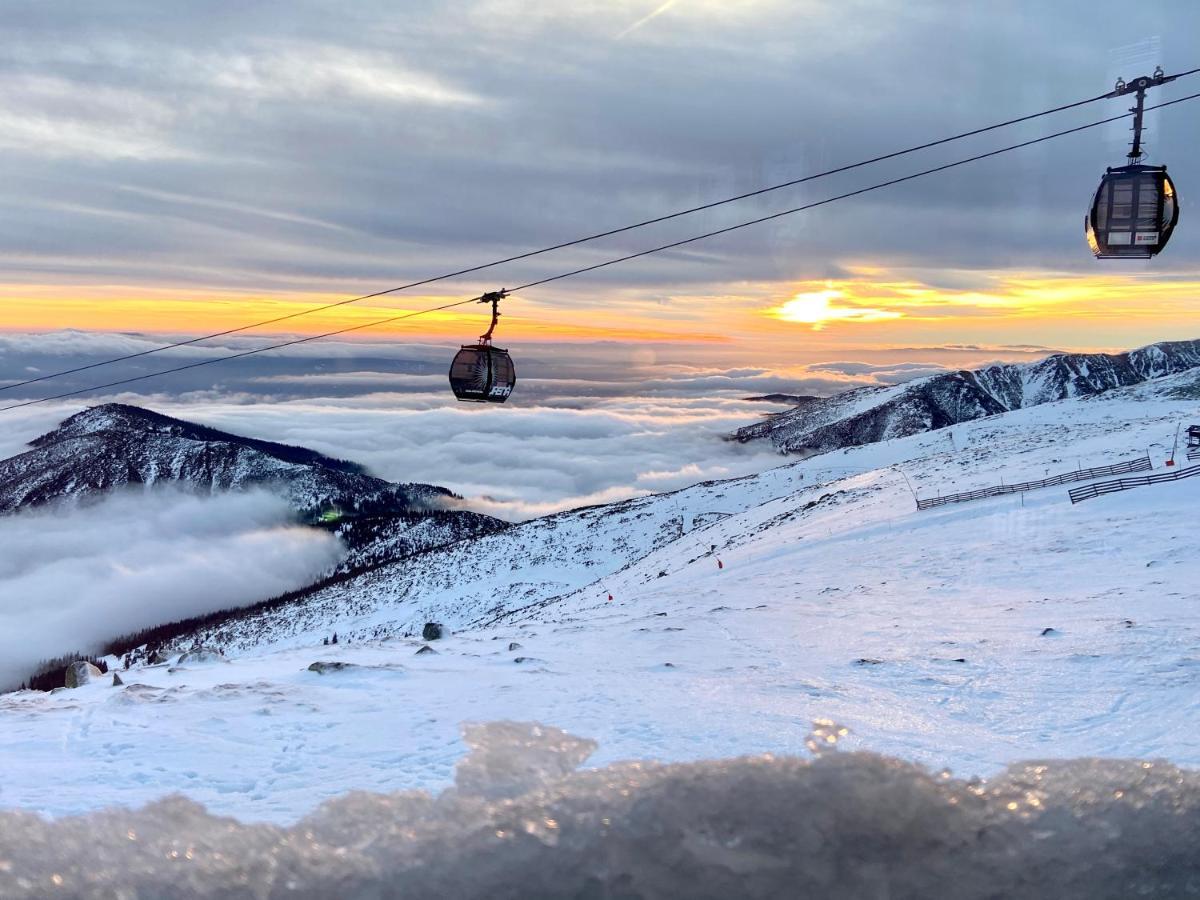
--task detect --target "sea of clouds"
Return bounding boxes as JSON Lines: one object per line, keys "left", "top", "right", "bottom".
{"left": 0, "top": 489, "right": 342, "bottom": 690}
{"left": 0, "top": 330, "right": 1045, "bottom": 519}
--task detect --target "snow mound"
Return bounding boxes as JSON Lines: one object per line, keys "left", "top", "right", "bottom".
{"left": 2, "top": 722, "right": 1198, "bottom": 899}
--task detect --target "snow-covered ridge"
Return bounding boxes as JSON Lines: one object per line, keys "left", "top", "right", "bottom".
{"left": 0, "top": 404, "right": 505, "bottom": 667}
{"left": 735, "top": 338, "right": 1200, "bottom": 453}
{"left": 145, "top": 366, "right": 1196, "bottom": 664}
{"left": 0, "top": 403, "right": 461, "bottom": 519}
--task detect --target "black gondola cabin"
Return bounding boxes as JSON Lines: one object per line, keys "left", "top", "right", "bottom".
{"left": 1086, "top": 164, "right": 1179, "bottom": 259}
{"left": 448, "top": 289, "right": 516, "bottom": 403}
{"left": 448, "top": 344, "right": 516, "bottom": 403}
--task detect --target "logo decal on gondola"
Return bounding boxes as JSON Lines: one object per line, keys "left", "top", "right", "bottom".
{"left": 1134, "top": 232, "right": 1159, "bottom": 244}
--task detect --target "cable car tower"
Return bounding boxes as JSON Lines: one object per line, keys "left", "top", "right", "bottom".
{"left": 448, "top": 289, "right": 517, "bottom": 403}
{"left": 1086, "top": 67, "right": 1182, "bottom": 258}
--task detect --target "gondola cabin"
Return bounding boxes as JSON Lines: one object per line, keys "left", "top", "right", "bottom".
{"left": 1086, "top": 164, "right": 1179, "bottom": 259}
{"left": 448, "top": 344, "right": 516, "bottom": 403}
{"left": 447, "top": 289, "right": 516, "bottom": 403}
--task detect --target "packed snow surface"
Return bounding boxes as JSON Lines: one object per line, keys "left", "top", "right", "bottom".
{"left": 1, "top": 373, "right": 1199, "bottom": 877}
{"left": 1, "top": 721, "right": 1198, "bottom": 899}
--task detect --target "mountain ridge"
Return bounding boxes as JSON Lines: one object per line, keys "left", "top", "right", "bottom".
{"left": 735, "top": 338, "right": 1200, "bottom": 453}
{"left": 0, "top": 402, "right": 506, "bottom": 575}
{"left": 1, "top": 403, "right": 458, "bottom": 519}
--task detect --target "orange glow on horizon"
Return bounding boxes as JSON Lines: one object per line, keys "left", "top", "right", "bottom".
{"left": 2, "top": 269, "right": 1197, "bottom": 354}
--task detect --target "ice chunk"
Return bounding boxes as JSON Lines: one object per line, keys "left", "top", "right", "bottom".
{"left": 1, "top": 723, "right": 1199, "bottom": 898}
{"left": 453, "top": 721, "right": 597, "bottom": 799}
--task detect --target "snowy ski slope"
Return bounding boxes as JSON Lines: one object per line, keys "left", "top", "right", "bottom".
{"left": 1, "top": 374, "right": 1198, "bottom": 822}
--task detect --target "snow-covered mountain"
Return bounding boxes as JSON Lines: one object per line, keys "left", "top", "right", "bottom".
{"left": 0, "top": 403, "right": 455, "bottom": 517}
{"left": 0, "top": 403, "right": 504, "bottom": 573}
{"left": 735, "top": 339, "right": 1200, "bottom": 453}
{"left": 117, "top": 464, "right": 806, "bottom": 658}
{"left": 5, "top": 368, "right": 1198, "bottom": 826}
{"left": 111, "top": 365, "right": 1198, "bottom": 670}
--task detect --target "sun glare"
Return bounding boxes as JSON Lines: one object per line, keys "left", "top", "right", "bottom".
{"left": 771, "top": 287, "right": 902, "bottom": 330}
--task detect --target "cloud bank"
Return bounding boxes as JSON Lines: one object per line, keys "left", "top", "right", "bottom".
{"left": 0, "top": 331, "right": 1067, "bottom": 521}
{"left": 0, "top": 489, "right": 343, "bottom": 689}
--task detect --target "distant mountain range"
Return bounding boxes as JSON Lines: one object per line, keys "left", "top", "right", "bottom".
{"left": 735, "top": 339, "right": 1200, "bottom": 453}
{"left": 0, "top": 403, "right": 503, "bottom": 569}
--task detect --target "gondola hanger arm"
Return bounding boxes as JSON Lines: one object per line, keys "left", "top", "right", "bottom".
{"left": 477, "top": 289, "right": 508, "bottom": 344}
{"left": 1107, "top": 67, "right": 1180, "bottom": 99}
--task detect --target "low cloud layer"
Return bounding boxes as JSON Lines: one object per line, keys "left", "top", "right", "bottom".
{"left": 0, "top": 489, "right": 343, "bottom": 689}
{"left": 174, "top": 395, "right": 794, "bottom": 519}
{"left": 0, "top": 331, "right": 1064, "bottom": 521}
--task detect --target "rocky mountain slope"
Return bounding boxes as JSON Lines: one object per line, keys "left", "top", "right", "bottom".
{"left": 0, "top": 404, "right": 451, "bottom": 517}
{"left": 111, "top": 363, "right": 1196, "bottom": 666}
{"left": 0, "top": 403, "right": 504, "bottom": 571}
{"left": 735, "top": 338, "right": 1200, "bottom": 453}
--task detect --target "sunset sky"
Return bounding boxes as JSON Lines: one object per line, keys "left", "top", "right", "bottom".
{"left": 1, "top": 0, "right": 1198, "bottom": 373}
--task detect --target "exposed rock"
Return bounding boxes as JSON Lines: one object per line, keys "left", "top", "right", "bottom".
{"left": 64, "top": 661, "right": 102, "bottom": 688}
{"left": 1041, "top": 627, "right": 1059, "bottom": 636}
{"left": 855, "top": 658, "right": 884, "bottom": 666}
{"left": 112, "top": 673, "right": 124, "bottom": 687}
{"left": 423, "top": 622, "right": 445, "bottom": 641}
{"left": 177, "top": 647, "right": 225, "bottom": 665}
{"left": 415, "top": 645, "right": 438, "bottom": 656}
{"left": 507, "top": 642, "right": 523, "bottom": 652}
{"left": 308, "top": 661, "right": 359, "bottom": 674}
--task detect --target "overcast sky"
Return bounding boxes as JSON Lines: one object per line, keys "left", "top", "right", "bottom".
{"left": 0, "top": 0, "right": 1197, "bottom": 353}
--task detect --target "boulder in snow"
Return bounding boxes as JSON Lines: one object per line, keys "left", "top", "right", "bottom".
{"left": 64, "top": 661, "right": 102, "bottom": 688}
{"left": 178, "top": 647, "right": 225, "bottom": 665}
{"left": 308, "top": 661, "right": 359, "bottom": 674}
{"left": 422, "top": 622, "right": 445, "bottom": 641}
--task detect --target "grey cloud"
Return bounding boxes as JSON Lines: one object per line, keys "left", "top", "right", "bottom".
{"left": 811, "top": 360, "right": 951, "bottom": 384}
{"left": 1, "top": 1, "right": 1197, "bottom": 301}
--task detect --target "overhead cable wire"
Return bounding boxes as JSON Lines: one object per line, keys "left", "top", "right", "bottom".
{"left": 509, "top": 91, "right": 1200, "bottom": 292}
{"left": 5, "top": 77, "right": 1192, "bottom": 395}
{"left": 3, "top": 88, "right": 1198, "bottom": 414}
{"left": 0, "top": 298, "right": 480, "bottom": 412}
